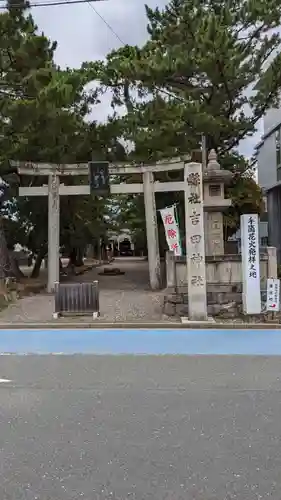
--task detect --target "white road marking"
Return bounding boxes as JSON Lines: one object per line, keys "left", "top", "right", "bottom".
{"left": 0, "top": 378, "right": 12, "bottom": 383}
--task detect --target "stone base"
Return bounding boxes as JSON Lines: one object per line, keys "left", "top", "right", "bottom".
{"left": 163, "top": 283, "right": 281, "bottom": 323}
{"left": 181, "top": 317, "right": 216, "bottom": 324}
{"left": 163, "top": 283, "right": 242, "bottom": 319}
{"left": 98, "top": 268, "right": 125, "bottom": 276}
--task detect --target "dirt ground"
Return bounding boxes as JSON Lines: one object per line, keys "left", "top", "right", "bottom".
{"left": 0, "top": 257, "right": 168, "bottom": 323}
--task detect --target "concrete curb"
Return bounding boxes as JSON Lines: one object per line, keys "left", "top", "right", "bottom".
{"left": 0, "top": 322, "right": 280, "bottom": 330}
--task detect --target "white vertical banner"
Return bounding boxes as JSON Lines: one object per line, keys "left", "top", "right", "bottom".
{"left": 184, "top": 162, "right": 207, "bottom": 320}
{"left": 160, "top": 205, "right": 182, "bottom": 256}
{"left": 241, "top": 214, "right": 261, "bottom": 314}
{"left": 266, "top": 278, "right": 280, "bottom": 311}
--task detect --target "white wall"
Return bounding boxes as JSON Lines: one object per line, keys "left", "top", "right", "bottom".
{"left": 255, "top": 101, "right": 281, "bottom": 189}
{"left": 264, "top": 107, "right": 281, "bottom": 135}
{"left": 256, "top": 132, "right": 277, "bottom": 189}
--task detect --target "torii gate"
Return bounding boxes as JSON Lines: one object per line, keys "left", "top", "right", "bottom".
{"left": 12, "top": 158, "right": 190, "bottom": 293}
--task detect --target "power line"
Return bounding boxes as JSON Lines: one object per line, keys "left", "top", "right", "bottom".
{"left": 86, "top": 3, "right": 268, "bottom": 108}
{"left": 86, "top": 2, "right": 189, "bottom": 104}
{"left": 87, "top": 1, "right": 124, "bottom": 45}
{"left": 86, "top": 2, "right": 268, "bottom": 155}
{"left": 0, "top": 0, "right": 106, "bottom": 9}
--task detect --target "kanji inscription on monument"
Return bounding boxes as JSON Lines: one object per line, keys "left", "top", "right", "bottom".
{"left": 184, "top": 162, "right": 207, "bottom": 320}
{"left": 241, "top": 213, "right": 261, "bottom": 314}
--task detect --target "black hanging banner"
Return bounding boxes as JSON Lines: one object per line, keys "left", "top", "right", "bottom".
{"left": 88, "top": 161, "right": 110, "bottom": 194}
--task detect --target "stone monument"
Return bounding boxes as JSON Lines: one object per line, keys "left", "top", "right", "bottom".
{"left": 184, "top": 161, "right": 208, "bottom": 321}
{"left": 164, "top": 150, "right": 278, "bottom": 321}
{"left": 203, "top": 150, "right": 233, "bottom": 256}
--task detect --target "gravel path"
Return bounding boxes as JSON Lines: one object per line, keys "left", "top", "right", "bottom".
{"left": 0, "top": 258, "right": 167, "bottom": 323}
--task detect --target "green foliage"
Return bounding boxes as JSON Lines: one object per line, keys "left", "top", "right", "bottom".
{"left": 0, "top": 0, "right": 121, "bottom": 270}
{"left": 88, "top": 0, "right": 277, "bottom": 234}
{"left": 97, "top": 0, "right": 281, "bottom": 156}
{"left": 225, "top": 174, "right": 264, "bottom": 238}
{"left": 110, "top": 194, "right": 147, "bottom": 252}
{"left": 0, "top": 0, "right": 274, "bottom": 269}
{"left": 216, "top": 151, "right": 263, "bottom": 237}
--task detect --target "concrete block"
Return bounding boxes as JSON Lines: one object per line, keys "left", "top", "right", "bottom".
{"left": 163, "top": 302, "right": 176, "bottom": 316}
{"left": 207, "top": 291, "right": 242, "bottom": 305}
{"left": 208, "top": 302, "right": 238, "bottom": 317}
{"left": 166, "top": 294, "right": 183, "bottom": 304}
{"left": 176, "top": 303, "right": 188, "bottom": 316}
{"left": 182, "top": 293, "right": 189, "bottom": 304}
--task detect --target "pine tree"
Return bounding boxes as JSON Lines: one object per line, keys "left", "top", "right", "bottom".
{"left": 0, "top": 0, "right": 58, "bottom": 277}
{"left": 101, "top": 0, "right": 281, "bottom": 156}
{"left": 94, "top": 0, "right": 281, "bottom": 234}
{"left": 0, "top": 0, "right": 103, "bottom": 277}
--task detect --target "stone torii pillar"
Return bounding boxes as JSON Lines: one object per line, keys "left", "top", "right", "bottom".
{"left": 14, "top": 157, "right": 190, "bottom": 293}
{"left": 14, "top": 162, "right": 94, "bottom": 293}
{"left": 143, "top": 171, "right": 161, "bottom": 290}
{"left": 48, "top": 174, "right": 60, "bottom": 294}
{"left": 14, "top": 161, "right": 165, "bottom": 293}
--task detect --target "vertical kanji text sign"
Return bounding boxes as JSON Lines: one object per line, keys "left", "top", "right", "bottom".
{"left": 266, "top": 278, "right": 280, "bottom": 312}
{"left": 241, "top": 214, "right": 261, "bottom": 314}
{"left": 184, "top": 162, "right": 207, "bottom": 320}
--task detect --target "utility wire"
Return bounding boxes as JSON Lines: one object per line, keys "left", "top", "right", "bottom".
{"left": 86, "top": 3, "right": 270, "bottom": 154}
{"left": 85, "top": 0, "right": 256, "bottom": 106}
{"left": 86, "top": 1, "right": 189, "bottom": 105}
{"left": 86, "top": 2, "right": 210, "bottom": 161}
{"left": 0, "top": 0, "right": 106, "bottom": 9}
{"left": 87, "top": 1, "right": 124, "bottom": 45}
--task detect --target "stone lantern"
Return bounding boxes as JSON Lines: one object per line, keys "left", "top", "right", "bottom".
{"left": 203, "top": 150, "right": 233, "bottom": 256}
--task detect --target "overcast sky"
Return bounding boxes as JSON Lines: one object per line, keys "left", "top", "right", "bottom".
{"left": 32, "top": 0, "right": 262, "bottom": 158}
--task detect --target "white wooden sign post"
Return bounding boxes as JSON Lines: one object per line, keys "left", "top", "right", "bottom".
{"left": 241, "top": 214, "right": 261, "bottom": 314}
{"left": 184, "top": 162, "right": 208, "bottom": 321}
{"left": 266, "top": 278, "right": 280, "bottom": 312}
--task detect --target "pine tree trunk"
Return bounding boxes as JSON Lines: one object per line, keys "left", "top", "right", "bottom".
{"left": 67, "top": 248, "right": 77, "bottom": 267}
{"left": 76, "top": 248, "right": 84, "bottom": 267}
{"left": 0, "top": 218, "right": 11, "bottom": 280}
{"left": 9, "top": 253, "right": 24, "bottom": 279}
{"left": 67, "top": 249, "right": 77, "bottom": 273}
{"left": 97, "top": 239, "right": 102, "bottom": 262}
{"left": 31, "top": 253, "right": 44, "bottom": 278}
{"left": 67, "top": 248, "right": 84, "bottom": 267}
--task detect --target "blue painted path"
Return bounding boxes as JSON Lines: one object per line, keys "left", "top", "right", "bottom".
{"left": 0, "top": 328, "right": 281, "bottom": 354}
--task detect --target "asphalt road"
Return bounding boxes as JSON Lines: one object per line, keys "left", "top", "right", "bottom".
{"left": 0, "top": 355, "right": 281, "bottom": 499}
